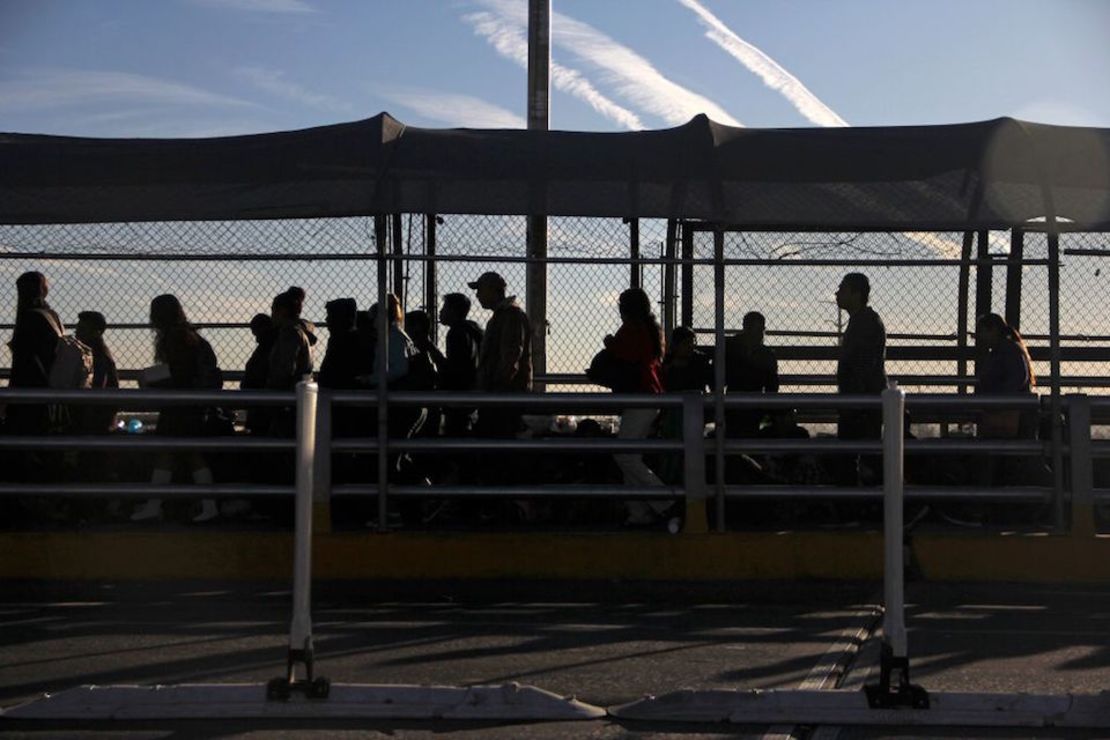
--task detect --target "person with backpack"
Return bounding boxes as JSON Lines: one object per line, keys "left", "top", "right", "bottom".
{"left": 604, "top": 288, "right": 671, "bottom": 526}
{"left": 131, "top": 294, "right": 220, "bottom": 523}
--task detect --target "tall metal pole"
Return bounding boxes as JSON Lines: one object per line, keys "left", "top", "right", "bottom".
{"left": 956, "top": 231, "right": 973, "bottom": 398}
{"left": 629, "top": 218, "right": 641, "bottom": 290}
{"left": 526, "top": 0, "right": 550, "bottom": 392}
{"left": 425, "top": 214, "right": 438, "bottom": 345}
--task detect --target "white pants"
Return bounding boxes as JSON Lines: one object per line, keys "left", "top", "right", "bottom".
{"left": 615, "top": 408, "right": 670, "bottom": 520}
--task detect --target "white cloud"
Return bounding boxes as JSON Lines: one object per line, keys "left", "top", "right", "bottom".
{"left": 0, "top": 68, "right": 255, "bottom": 112}
{"left": 189, "top": 0, "right": 315, "bottom": 13}
{"left": 234, "top": 65, "right": 353, "bottom": 113}
{"left": 475, "top": 0, "right": 740, "bottom": 127}
{"left": 464, "top": 10, "right": 644, "bottom": 131}
{"left": 677, "top": 0, "right": 847, "bottom": 127}
{"left": 383, "top": 88, "right": 525, "bottom": 129}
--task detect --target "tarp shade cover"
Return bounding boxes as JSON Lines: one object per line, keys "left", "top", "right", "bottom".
{"left": 2, "top": 113, "right": 1108, "bottom": 229}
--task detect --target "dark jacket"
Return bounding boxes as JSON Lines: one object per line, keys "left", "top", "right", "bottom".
{"left": 318, "top": 329, "right": 363, "bottom": 390}
{"left": 267, "top": 319, "right": 317, "bottom": 390}
{"left": 725, "top": 334, "right": 778, "bottom": 394}
{"left": 241, "top": 331, "right": 274, "bottom": 391}
{"left": 476, "top": 297, "right": 532, "bottom": 392}
{"left": 434, "top": 320, "right": 484, "bottom": 392}
{"left": 837, "top": 306, "right": 887, "bottom": 394}
{"left": 663, "top": 349, "right": 713, "bottom": 393}
{"left": 9, "top": 305, "right": 61, "bottom": 389}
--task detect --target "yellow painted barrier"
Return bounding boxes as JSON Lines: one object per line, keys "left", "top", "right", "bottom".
{"left": 1, "top": 530, "right": 1107, "bottom": 582}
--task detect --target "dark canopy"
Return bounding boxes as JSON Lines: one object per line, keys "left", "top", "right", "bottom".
{"left": 2, "top": 112, "right": 1108, "bottom": 229}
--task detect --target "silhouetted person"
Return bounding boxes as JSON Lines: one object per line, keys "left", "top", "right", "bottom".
{"left": 74, "top": 311, "right": 119, "bottom": 434}
{"left": 131, "top": 294, "right": 217, "bottom": 523}
{"left": 430, "top": 293, "right": 483, "bottom": 437}
{"left": 364, "top": 296, "right": 427, "bottom": 525}
{"left": 605, "top": 288, "right": 669, "bottom": 525}
{"left": 835, "top": 273, "right": 887, "bottom": 485}
{"left": 724, "top": 311, "right": 779, "bottom": 439}
{"left": 975, "top": 313, "right": 1039, "bottom": 489}
{"left": 402, "top": 308, "right": 439, "bottom": 435}
{"left": 241, "top": 313, "right": 274, "bottom": 435}
{"left": 658, "top": 326, "right": 712, "bottom": 484}
{"left": 471, "top": 272, "right": 532, "bottom": 438}
{"left": 7, "top": 272, "right": 62, "bottom": 446}
{"left": 663, "top": 326, "right": 712, "bottom": 393}
{"left": 469, "top": 273, "right": 531, "bottom": 495}
{"left": 319, "top": 298, "right": 361, "bottom": 391}
{"left": 267, "top": 288, "right": 317, "bottom": 436}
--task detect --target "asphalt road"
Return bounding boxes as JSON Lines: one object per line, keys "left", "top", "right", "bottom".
{"left": 1, "top": 580, "right": 1107, "bottom": 738}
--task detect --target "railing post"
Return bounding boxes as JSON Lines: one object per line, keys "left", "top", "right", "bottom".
{"left": 268, "top": 378, "right": 328, "bottom": 699}
{"left": 312, "top": 389, "right": 332, "bottom": 534}
{"left": 865, "top": 382, "right": 927, "bottom": 708}
{"left": 881, "top": 384, "right": 906, "bottom": 660}
{"left": 682, "top": 392, "right": 708, "bottom": 534}
{"left": 1067, "top": 394, "right": 1095, "bottom": 538}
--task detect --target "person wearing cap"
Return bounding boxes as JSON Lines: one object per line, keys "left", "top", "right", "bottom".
{"left": 469, "top": 272, "right": 532, "bottom": 395}
{"left": 468, "top": 272, "right": 532, "bottom": 489}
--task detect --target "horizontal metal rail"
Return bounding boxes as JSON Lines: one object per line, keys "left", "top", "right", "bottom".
{"left": 0, "top": 435, "right": 294, "bottom": 451}
{"left": 0, "top": 250, "right": 1052, "bottom": 267}
{"left": 330, "top": 484, "right": 681, "bottom": 498}
{"left": 0, "top": 483, "right": 293, "bottom": 498}
{"left": 724, "top": 485, "right": 1052, "bottom": 502}
{"left": 330, "top": 437, "right": 684, "bottom": 454}
{"left": 0, "top": 388, "right": 293, "bottom": 406}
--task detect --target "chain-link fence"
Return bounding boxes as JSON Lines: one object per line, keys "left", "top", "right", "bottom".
{"left": 1, "top": 217, "right": 1108, "bottom": 393}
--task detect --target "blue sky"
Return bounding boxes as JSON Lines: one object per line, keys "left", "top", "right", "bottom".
{"left": 2, "top": 0, "right": 1109, "bottom": 138}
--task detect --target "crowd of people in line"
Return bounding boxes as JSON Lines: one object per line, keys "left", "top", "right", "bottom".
{"left": 3, "top": 268, "right": 1045, "bottom": 530}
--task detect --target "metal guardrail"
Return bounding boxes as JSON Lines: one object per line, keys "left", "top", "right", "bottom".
{"left": 0, "top": 384, "right": 1103, "bottom": 534}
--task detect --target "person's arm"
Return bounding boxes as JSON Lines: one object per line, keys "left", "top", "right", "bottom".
{"left": 493, "top": 312, "right": 527, "bottom": 387}
{"left": 765, "top": 349, "right": 779, "bottom": 394}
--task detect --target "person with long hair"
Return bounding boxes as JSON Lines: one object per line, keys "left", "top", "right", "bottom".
{"left": 131, "top": 294, "right": 219, "bottom": 522}
{"left": 8, "top": 272, "right": 63, "bottom": 439}
{"left": 976, "top": 313, "right": 1036, "bottom": 438}
{"left": 605, "top": 288, "right": 670, "bottom": 525}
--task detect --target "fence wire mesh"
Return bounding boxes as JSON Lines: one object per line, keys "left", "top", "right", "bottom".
{"left": 0, "top": 217, "right": 1107, "bottom": 393}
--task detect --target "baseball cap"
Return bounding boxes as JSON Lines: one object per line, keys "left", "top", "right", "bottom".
{"left": 467, "top": 271, "right": 507, "bottom": 290}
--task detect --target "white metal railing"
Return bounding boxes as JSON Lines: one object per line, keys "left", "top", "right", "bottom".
{"left": 0, "top": 385, "right": 1105, "bottom": 533}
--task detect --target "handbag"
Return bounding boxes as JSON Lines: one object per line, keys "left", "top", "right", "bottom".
{"left": 586, "top": 348, "right": 636, "bottom": 390}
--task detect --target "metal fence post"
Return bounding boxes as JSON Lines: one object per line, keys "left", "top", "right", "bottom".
{"left": 865, "top": 382, "right": 927, "bottom": 708}
{"left": 312, "top": 389, "right": 332, "bottom": 534}
{"left": 1067, "top": 394, "right": 1095, "bottom": 538}
{"left": 682, "top": 392, "right": 708, "bottom": 534}
{"left": 272, "top": 378, "right": 325, "bottom": 697}
{"left": 881, "top": 384, "right": 906, "bottom": 661}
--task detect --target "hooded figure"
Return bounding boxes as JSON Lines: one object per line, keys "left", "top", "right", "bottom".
{"left": 318, "top": 298, "right": 362, "bottom": 390}
{"left": 266, "top": 288, "right": 318, "bottom": 391}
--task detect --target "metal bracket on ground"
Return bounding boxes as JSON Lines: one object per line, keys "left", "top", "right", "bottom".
{"left": 266, "top": 639, "right": 330, "bottom": 702}
{"left": 863, "top": 643, "right": 929, "bottom": 709}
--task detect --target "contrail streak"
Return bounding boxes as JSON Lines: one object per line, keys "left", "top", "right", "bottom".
{"left": 477, "top": 0, "right": 741, "bottom": 127}
{"left": 677, "top": 0, "right": 847, "bottom": 127}
{"left": 465, "top": 10, "right": 644, "bottom": 130}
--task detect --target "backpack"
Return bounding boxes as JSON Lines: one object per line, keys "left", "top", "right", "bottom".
{"left": 195, "top": 337, "right": 224, "bottom": 389}
{"left": 36, "top": 310, "right": 93, "bottom": 390}
{"left": 586, "top": 348, "right": 637, "bottom": 391}
{"left": 49, "top": 336, "right": 94, "bottom": 389}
